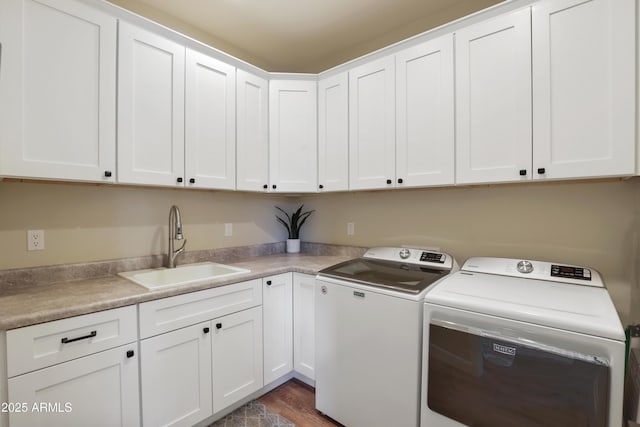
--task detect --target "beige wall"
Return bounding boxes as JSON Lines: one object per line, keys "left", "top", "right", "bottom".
{"left": 0, "top": 181, "right": 294, "bottom": 270}
{"left": 300, "top": 179, "right": 640, "bottom": 325}
{"left": 2, "top": 178, "right": 639, "bottom": 324}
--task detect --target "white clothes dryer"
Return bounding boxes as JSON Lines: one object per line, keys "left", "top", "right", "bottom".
{"left": 421, "top": 257, "right": 625, "bottom": 427}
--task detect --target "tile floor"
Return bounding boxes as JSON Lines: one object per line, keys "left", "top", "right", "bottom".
{"left": 210, "top": 400, "right": 295, "bottom": 427}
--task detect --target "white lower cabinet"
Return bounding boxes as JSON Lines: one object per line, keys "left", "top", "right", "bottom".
{"left": 138, "top": 280, "right": 263, "bottom": 426}
{"left": 263, "top": 273, "right": 293, "bottom": 384}
{"left": 5, "top": 306, "right": 139, "bottom": 427}
{"left": 8, "top": 343, "right": 140, "bottom": 427}
{"left": 3, "top": 273, "right": 315, "bottom": 427}
{"left": 212, "top": 306, "right": 263, "bottom": 413}
{"left": 140, "top": 322, "right": 212, "bottom": 427}
{"left": 293, "top": 273, "right": 316, "bottom": 380}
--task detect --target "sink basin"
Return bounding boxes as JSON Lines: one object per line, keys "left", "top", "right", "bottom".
{"left": 119, "top": 262, "right": 250, "bottom": 290}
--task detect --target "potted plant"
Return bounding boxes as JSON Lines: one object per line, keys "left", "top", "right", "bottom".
{"left": 276, "top": 205, "right": 314, "bottom": 253}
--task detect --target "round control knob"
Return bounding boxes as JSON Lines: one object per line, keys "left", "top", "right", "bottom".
{"left": 399, "top": 248, "right": 411, "bottom": 259}
{"left": 516, "top": 260, "right": 534, "bottom": 274}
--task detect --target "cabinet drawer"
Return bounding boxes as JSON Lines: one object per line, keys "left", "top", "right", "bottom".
{"left": 7, "top": 305, "right": 137, "bottom": 377}
{"left": 8, "top": 343, "right": 140, "bottom": 427}
{"left": 139, "top": 279, "right": 262, "bottom": 338}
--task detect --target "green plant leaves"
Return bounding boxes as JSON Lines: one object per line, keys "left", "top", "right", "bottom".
{"left": 275, "top": 204, "right": 314, "bottom": 239}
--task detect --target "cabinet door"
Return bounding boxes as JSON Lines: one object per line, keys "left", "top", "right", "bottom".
{"left": 293, "top": 273, "right": 315, "bottom": 380}
{"left": 349, "top": 56, "right": 396, "bottom": 190}
{"left": 0, "top": 0, "right": 116, "bottom": 182}
{"left": 269, "top": 80, "right": 318, "bottom": 192}
{"left": 455, "top": 8, "right": 532, "bottom": 185}
{"left": 236, "top": 70, "right": 269, "bottom": 192}
{"left": 185, "top": 49, "right": 236, "bottom": 190}
{"left": 140, "top": 323, "right": 212, "bottom": 427}
{"left": 212, "top": 306, "right": 263, "bottom": 413}
{"left": 532, "top": 0, "right": 635, "bottom": 180}
{"left": 318, "top": 72, "right": 349, "bottom": 192}
{"left": 118, "top": 22, "right": 185, "bottom": 186}
{"left": 8, "top": 344, "right": 139, "bottom": 427}
{"left": 263, "top": 273, "right": 293, "bottom": 384}
{"left": 396, "top": 35, "right": 454, "bottom": 188}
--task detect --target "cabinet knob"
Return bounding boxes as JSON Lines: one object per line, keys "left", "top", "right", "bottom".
{"left": 126, "top": 350, "right": 134, "bottom": 358}
{"left": 203, "top": 327, "right": 210, "bottom": 334}
{"left": 266, "top": 280, "right": 272, "bottom": 286}
{"left": 386, "top": 179, "right": 392, "bottom": 185}
{"left": 263, "top": 184, "right": 268, "bottom": 189}
{"left": 177, "top": 177, "right": 183, "bottom": 183}
{"left": 397, "top": 178, "right": 403, "bottom": 184}
{"left": 189, "top": 178, "right": 195, "bottom": 184}
{"left": 537, "top": 168, "right": 546, "bottom": 174}
{"left": 272, "top": 184, "right": 277, "bottom": 189}
{"left": 519, "top": 169, "right": 527, "bottom": 176}
{"left": 216, "top": 323, "right": 222, "bottom": 330}
{"left": 319, "top": 184, "right": 324, "bottom": 189}
{"left": 104, "top": 171, "right": 112, "bottom": 178}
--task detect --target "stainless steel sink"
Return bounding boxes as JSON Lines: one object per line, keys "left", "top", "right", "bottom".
{"left": 119, "top": 262, "right": 250, "bottom": 290}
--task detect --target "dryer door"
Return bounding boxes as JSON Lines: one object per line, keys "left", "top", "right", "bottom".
{"left": 421, "top": 304, "right": 624, "bottom": 427}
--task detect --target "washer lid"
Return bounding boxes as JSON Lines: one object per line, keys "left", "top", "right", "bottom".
{"left": 318, "top": 258, "right": 451, "bottom": 294}
{"left": 425, "top": 270, "right": 625, "bottom": 341}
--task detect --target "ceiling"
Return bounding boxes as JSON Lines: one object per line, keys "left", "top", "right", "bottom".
{"left": 108, "top": 0, "right": 504, "bottom": 73}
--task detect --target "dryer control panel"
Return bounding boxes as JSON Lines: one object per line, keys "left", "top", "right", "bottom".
{"left": 551, "top": 264, "right": 592, "bottom": 281}
{"left": 462, "top": 257, "right": 603, "bottom": 287}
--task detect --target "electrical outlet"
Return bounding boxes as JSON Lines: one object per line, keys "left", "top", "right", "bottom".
{"left": 27, "top": 229, "right": 45, "bottom": 251}
{"left": 347, "top": 222, "right": 355, "bottom": 236}
{"left": 224, "top": 223, "right": 233, "bottom": 237}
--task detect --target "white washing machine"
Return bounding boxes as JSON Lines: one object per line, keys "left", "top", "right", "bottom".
{"left": 421, "top": 257, "right": 625, "bottom": 427}
{"left": 315, "top": 247, "right": 458, "bottom": 427}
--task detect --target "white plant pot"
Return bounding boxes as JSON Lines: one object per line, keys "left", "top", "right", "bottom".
{"left": 286, "top": 238, "right": 300, "bottom": 254}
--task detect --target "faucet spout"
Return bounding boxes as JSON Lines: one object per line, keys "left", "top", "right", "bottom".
{"left": 168, "top": 205, "right": 187, "bottom": 268}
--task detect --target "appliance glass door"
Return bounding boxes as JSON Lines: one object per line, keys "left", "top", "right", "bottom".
{"left": 427, "top": 323, "right": 609, "bottom": 427}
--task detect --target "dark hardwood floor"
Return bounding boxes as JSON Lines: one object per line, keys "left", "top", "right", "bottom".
{"left": 258, "top": 379, "right": 342, "bottom": 427}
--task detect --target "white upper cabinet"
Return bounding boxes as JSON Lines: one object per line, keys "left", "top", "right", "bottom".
{"left": 236, "top": 70, "right": 270, "bottom": 192}
{"left": 349, "top": 56, "right": 396, "bottom": 190}
{"left": 269, "top": 80, "right": 318, "bottom": 193}
{"left": 318, "top": 72, "right": 349, "bottom": 192}
{"left": 532, "top": 0, "right": 635, "bottom": 180}
{"left": 117, "top": 22, "right": 185, "bottom": 187}
{"left": 185, "top": 49, "right": 236, "bottom": 190}
{"left": 455, "top": 8, "right": 532, "bottom": 185}
{"left": 396, "top": 35, "right": 455, "bottom": 188}
{"left": 0, "top": 0, "right": 116, "bottom": 183}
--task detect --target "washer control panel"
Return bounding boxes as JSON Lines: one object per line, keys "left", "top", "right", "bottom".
{"left": 363, "top": 247, "right": 454, "bottom": 270}
{"left": 420, "top": 252, "right": 446, "bottom": 264}
{"left": 462, "top": 257, "right": 603, "bottom": 287}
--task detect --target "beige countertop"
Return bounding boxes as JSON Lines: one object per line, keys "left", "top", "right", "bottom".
{"left": 0, "top": 253, "right": 352, "bottom": 331}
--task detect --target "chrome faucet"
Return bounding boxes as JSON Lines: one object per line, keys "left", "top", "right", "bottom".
{"left": 168, "top": 205, "right": 187, "bottom": 268}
